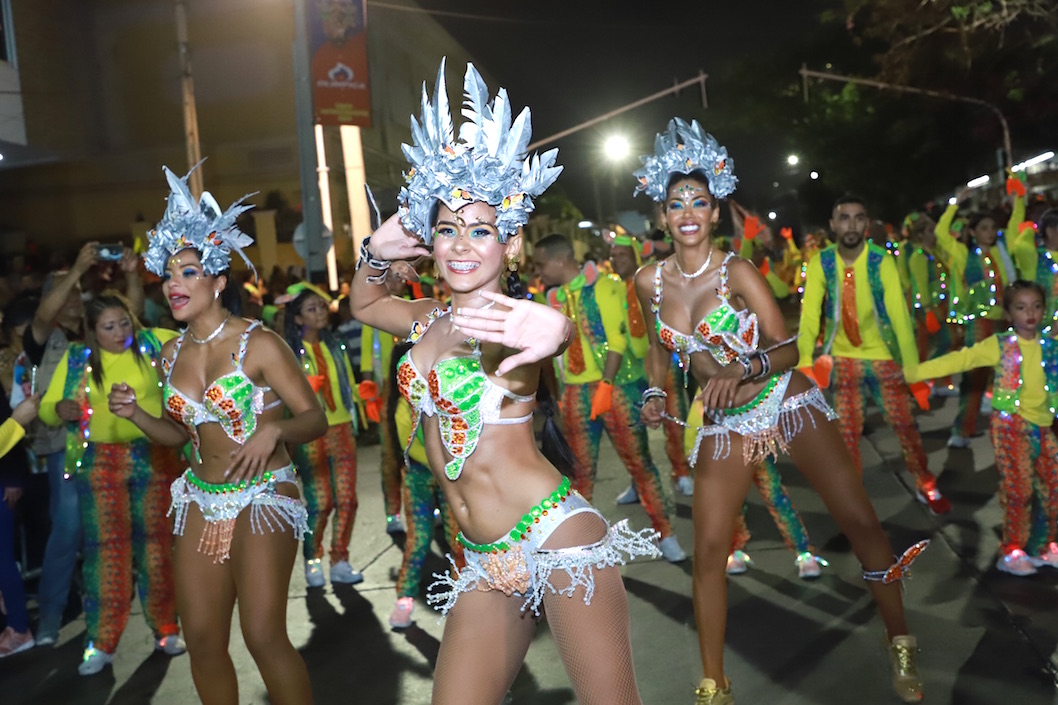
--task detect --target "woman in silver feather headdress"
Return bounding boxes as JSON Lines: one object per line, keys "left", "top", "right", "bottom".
{"left": 351, "top": 59, "right": 658, "bottom": 705}
{"left": 632, "top": 119, "right": 928, "bottom": 704}
{"left": 109, "top": 167, "right": 327, "bottom": 704}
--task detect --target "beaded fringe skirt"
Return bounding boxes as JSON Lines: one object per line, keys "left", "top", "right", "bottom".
{"left": 428, "top": 489, "right": 659, "bottom": 618}
{"left": 168, "top": 465, "right": 309, "bottom": 563}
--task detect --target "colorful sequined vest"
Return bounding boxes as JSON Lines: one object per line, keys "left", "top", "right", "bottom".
{"left": 909, "top": 247, "right": 951, "bottom": 317}
{"left": 992, "top": 334, "right": 1058, "bottom": 419}
{"left": 62, "top": 330, "right": 163, "bottom": 477}
{"left": 1034, "top": 249, "right": 1058, "bottom": 328}
{"left": 960, "top": 241, "right": 1014, "bottom": 321}
{"left": 818, "top": 244, "right": 903, "bottom": 365}
{"left": 298, "top": 335, "right": 356, "bottom": 417}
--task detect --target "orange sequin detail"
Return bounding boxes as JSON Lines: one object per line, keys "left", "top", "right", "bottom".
{"left": 626, "top": 280, "right": 646, "bottom": 338}
{"left": 841, "top": 268, "right": 862, "bottom": 346}
{"left": 565, "top": 294, "right": 586, "bottom": 375}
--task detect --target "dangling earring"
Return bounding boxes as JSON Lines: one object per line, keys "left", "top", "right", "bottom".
{"left": 431, "top": 260, "right": 441, "bottom": 281}
{"left": 214, "top": 290, "right": 220, "bottom": 300}
{"left": 506, "top": 255, "right": 519, "bottom": 273}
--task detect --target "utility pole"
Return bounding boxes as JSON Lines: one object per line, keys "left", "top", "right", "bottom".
{"left": 174, "top": 0, "right": 203, "bottom": 197}
{"left": 527, "top": 71, "right": 708, "bottom": 152}
{"left": 293, "top": 0, "right": 326, "bottom": 282}
{"left": 799, "top": 64, "right": 1013, "bottom": 170}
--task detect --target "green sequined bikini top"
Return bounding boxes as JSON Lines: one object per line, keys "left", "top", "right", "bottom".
{"left": 396, "top": 308, "right": 534, "bottom": 481}
{"left": 163, "top": 320, "right": 283, "bottom": 462}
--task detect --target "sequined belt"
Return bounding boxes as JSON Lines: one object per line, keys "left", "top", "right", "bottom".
{"left": 458, "top": 476, "right": 573, "bottom": 554}
{"left": 169, "top": 465, "right": 307, "bottom": 563}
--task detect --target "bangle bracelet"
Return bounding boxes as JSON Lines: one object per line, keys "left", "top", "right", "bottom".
{"left": 738, "top": 356, "right": 753, "bottom": 381}
{"left": 641, "top": 386, "right": 667, "bottom": 404}
{"left": 357, "top": 236, "right": 393, "bottom": 273}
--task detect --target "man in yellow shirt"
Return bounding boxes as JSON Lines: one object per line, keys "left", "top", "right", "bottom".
{"left": 798, "top": 195, "right": 950, "bottom": 514}
{"left": 536, "top": 234, "right": 685, "bottom": 562}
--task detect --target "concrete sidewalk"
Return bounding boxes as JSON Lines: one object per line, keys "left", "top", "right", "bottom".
{"left": 2, "top": 392, "right": 1057, "bottom": 704}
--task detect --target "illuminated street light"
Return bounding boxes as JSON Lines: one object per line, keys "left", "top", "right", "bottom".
{"left": 787, "top": 154, "right": 799, "bottom": 166}
{"left": 809, "top": 170, "right": 819, "bottom": 180}
{"left": 768, "top": 211, "right": 777, "bottom": 220}
{"left": 948, "top": 197, "right": 958, "bottom": 205}
{"left": 1012, "top": 150, "right": 1055, "bottom": 172}
{"left": 603, "top": 135, "right": 630, "bottom": 161}
{"left": 966, "top": 174, "right": 990, "bottom": 188}
{"left": 578, "top": 220, "right": 594, "bottom": 229}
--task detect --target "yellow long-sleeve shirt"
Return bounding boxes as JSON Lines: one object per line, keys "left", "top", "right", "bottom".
{"left": 0, "top": 418, "right": 26, "bottom": 459}
{"left": 360, "top": 324, "right": 397, "bottom": 382}
{"left": 40, "top": 329, "right": 178, "bottom": 443}
{"left": 908, "top": 333, "right": 1051, "bottom": 427}
{"left": 797, "top": 245, "right": 919, "bottom": 369}
{"left": 555, "top": 273, "right": 628, "bottom": 385}
{"left": 394, "top": 396, "right": 428, "bottom": 466}
{"left": 302, "top": 341, "right": 355, "bottom": 426}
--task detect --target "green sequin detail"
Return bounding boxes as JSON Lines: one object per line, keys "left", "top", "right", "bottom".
{"left": 459, "top": 477, "right": 572, "bottom": 553}
{"left": 186, "top": 470, "right": 274, "bottom": 494}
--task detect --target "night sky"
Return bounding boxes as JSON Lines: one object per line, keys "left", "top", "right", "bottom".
{"left": 391, "top": 1, "right": 827, "bottom": 227}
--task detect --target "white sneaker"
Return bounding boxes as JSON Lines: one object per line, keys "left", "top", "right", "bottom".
{"left": 675, "top": 476, "right": 695, "bottom": 497}
{"left": 78, "top": 644, "right": 113, "bottom": 676}
{"left": 996, "top": 549, "right": 1037, "bottom": 576}
{"left": 155, "top": 635, "right": 186, "bottom": 655}
{"left": 658, "top": 535, "right": 687, "bottom": 563}
{"left": 726, "top": 550, "right": 751, "bottom": 575}
{"left": 305, "top": 558, "right": 326, "bottom": 588}
{"left": 330, "top": 560, "right": 364, "bottom": 585}
{"left": 389, "top": 597, "right": 414, "bottom": 629}
{"left": 615, "top": 485, "right": 640, "bottom": 505}
{"left": 946, "top": 434, "right": 971, "bottom": 449}
{"left": 795, "top": 552, "right": 827, "bottom": 580}
{"left": 386, "top": 514, "right": 405, "bottom": 535}
{"left": 1030, "top": 542, "right": 1058, "bottom": 569}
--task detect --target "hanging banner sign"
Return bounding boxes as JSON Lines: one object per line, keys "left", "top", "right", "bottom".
{"left": 310, "top": 0, "right": 372, "bottom": 127}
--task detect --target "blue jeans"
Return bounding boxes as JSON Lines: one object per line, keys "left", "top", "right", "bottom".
{"left": 36, "top": 451, "right": 81, "bottom": 625}
{"left": 0, "top": 490, "right": 29, "bottom": 631}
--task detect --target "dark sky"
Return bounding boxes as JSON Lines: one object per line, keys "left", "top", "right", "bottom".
{"left": 404, "top": 1, "right": 826, "bottom": 226}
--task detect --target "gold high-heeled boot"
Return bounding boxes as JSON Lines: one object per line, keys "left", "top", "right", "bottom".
{"left": 889, "top": 635, "right": 923, "bottom": 702}
{"left": 694, "top": 677, "right": 734, "bottom": 705}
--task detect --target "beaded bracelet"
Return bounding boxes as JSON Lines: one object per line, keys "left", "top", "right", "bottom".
{"left": 641, "top": 386, "right": 667, "bottom": 404}
{"left": 357, "top": 236, "right": 392, "bottom": 284}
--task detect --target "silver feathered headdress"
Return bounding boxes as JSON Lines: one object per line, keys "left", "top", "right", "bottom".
{"left": 398, "top": 58, "right": 563, "bottom": 243}
{"left": 143, "top": 165, "right": 257, "bottom": 277}
{"left": 633, "top": 118, "right": 737, "bottom": 202}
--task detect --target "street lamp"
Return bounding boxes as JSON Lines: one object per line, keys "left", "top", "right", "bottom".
{"left": 768, "top": 211, "right": 778, "bottom": 220}
{"left": 604, "top": 135, "right": 630, "bottom": 161}
{"left": 809, "top": 170, "right": 819, "bottom": 180}
{"left": 787, "top": 154, "right": 799, "bottom": 166}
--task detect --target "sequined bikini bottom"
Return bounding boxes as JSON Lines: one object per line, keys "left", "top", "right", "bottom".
{"left": 675, "top": 371, "right": 838, "bottom": 466}
{"left": 428, "top": 477, "right": 660, "bottom": 617}
{"left": 168, "top": 465, "right": 309, "bottom": 563}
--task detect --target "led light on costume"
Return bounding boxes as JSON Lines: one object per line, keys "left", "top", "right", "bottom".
{"left": 397, "top": 58, "right": 562, "bottom": 244}
{"left": 143, "top": 164, "right": 257, "bottom": 277}
{"left": 633, "top": 118, "right": 737, "bottom": 202}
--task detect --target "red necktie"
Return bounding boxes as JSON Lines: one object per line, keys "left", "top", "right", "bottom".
{"left": 841, "top": 268, "right": 862, "bottom": 346}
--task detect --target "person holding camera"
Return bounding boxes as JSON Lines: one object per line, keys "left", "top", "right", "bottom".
{"left": 22, "top": 242, "right": 143, "bottom": 646}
